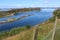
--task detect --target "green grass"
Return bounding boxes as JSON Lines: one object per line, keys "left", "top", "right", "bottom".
{"left": 36, "top": 22, "right": 54, "bottom": 40}
{"left": 4, "top": 27, "right": 34, "bottom": 40}
{"left": 18, "top": 28, "right": 34, "bottom": 40}
{"left": 0, "top": 27, "right": 26, "bottom": 40}
{"left": 43, "top": 20, "right": 60, "bottom": 40}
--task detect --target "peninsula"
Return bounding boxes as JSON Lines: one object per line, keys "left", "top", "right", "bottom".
{"left": 0, "top": 8, "right": 40, "bottom": 17}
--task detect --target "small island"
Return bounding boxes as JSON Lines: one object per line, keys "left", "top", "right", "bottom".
{"left": 0, "top": 14, "right": 33, "bottom": 24}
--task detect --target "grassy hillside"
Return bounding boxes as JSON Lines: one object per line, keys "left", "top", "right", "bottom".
{"left": 4, "top": 27, "right": 35, "bottom": 40}
{"left": 0, "top": 27, "right": 26, "bottom": 40}
{"left": 44, "top": 20, "right": 60, "bottom": 40}
{"left": 36, "top": 22, "right": 54, "bottom": 40}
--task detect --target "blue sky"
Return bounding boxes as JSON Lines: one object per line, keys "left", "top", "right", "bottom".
{"left": 0, "top": 0, "right": 60, "bottom": 8}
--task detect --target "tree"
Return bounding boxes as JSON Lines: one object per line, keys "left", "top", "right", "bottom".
{"left": 49, "top": 17, "right": 55, "bottom": 22}
{"left": 51, "top": 9, "right": 60, "bottom": 40}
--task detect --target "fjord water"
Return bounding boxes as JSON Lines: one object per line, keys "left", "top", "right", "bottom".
{"left": 0, "top": 9, "right": 55, "bottom": 31}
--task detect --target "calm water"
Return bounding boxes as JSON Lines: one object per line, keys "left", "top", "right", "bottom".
{"left": 0, "top": 9, "right": 55, "bottom": 31}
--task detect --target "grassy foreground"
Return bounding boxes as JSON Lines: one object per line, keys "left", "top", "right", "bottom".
{"left": 3, "top": 21, "right": 54, "bottom": 40}
{"left": 36, "top": 22, "right": 54, "bottom": 40}
{"left": 45, "top": 20, "right": 60, "bottom": 40}
{"left": 4, "top": 28, "right": 34, "bottom": 40}
{"left": 0, "top": 27, "right": 26, "bottom": 40}
{"left": 0, "top": 20, "right": 60, "bottom": 40}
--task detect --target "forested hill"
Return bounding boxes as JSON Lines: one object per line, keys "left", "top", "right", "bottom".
{"left": 0, "top": 7, "right": 40, "bottom": 17}
{"left": 7, "top": 8, "right": 40, "bottom": 13}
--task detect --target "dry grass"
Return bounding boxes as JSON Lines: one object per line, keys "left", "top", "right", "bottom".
{"left": 42, "top": 20, "right": 60, "bottom": 40}
{"left": 36, "top": 22, "right": 54, "bottom": 40}
{"left": 4, "top": 28, "right": 35, "bottom": 40}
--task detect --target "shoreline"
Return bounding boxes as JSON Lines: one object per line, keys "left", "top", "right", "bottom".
{"left": 0, "top": 14, "right": 33, "bottom": 24}
{"left": 0, "top": 8, "right": 40, "bottom": 18}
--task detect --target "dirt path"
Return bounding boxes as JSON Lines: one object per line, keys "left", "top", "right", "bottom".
{"left": 33, "top": 25, "right": 39, "bottom": 40}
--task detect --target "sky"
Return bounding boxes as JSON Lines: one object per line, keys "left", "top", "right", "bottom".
{"left": 0, "top": 0, "right": 60, "bottom": 8}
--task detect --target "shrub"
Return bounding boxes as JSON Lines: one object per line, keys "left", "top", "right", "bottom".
{"left": 26, "top": 25, "right": 31, "bottom": 29}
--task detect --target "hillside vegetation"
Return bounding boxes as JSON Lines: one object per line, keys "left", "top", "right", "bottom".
{"left": 0, "top": 27, "right": 26, "bottom": 40}
{"left": 4, "top": 28, "right": 34, "bottom": 40}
